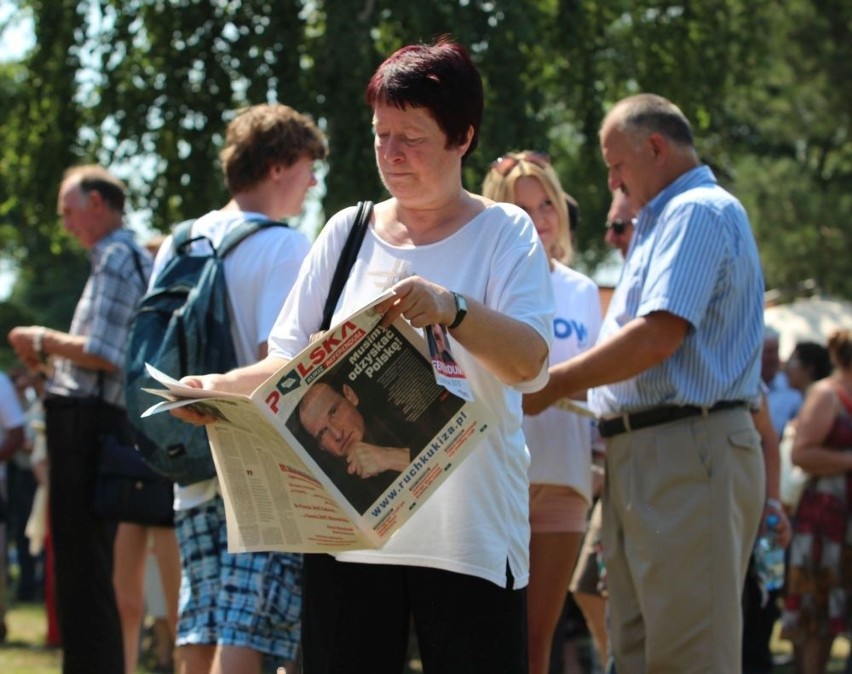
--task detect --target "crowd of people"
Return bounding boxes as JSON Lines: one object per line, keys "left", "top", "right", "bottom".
{"left": 1, "top": 34, "right": 849, "bottom": 674}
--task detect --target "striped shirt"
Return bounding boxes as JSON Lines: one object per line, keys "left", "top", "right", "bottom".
{"left": 48, "top": 228, "right": 152, "bottom": 407}
{"left": 588, "top": 165, "right": 764, "bottom": 417}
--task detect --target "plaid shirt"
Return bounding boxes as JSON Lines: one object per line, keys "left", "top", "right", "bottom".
{"left": 47, "top": 227, "right": 152, "bottom": 407}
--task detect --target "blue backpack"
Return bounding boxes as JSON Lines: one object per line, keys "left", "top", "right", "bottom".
{"left": 125, "top": 218, "right": 285, "bottom": 486}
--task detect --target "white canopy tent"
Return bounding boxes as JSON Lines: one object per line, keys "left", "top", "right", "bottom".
{"left": 764, "top": 296, "right": 852, "bottom": 361}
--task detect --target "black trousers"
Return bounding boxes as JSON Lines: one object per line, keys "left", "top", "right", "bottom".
{"left": 742, "top": 555, "right": 779, "bottom": 674}
{"left": 7, "top": 463, "right": 41, "bottom": 600}
{"left": 45, "top": 396, "right": 123, "bottom": 674}
{"left": 302, "top": 553, "right": 528, "bottom": 674}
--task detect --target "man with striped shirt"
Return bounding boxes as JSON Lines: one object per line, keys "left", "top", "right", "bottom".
{"left": 523, "top": 94, "right": 765, "bottom": 673}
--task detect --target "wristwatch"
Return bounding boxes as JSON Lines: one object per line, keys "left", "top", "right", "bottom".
{"left": 448, "top": 292, "right": 468, "bottom": 330}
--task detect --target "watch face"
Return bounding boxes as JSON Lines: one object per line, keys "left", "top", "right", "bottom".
{"left": 450, "top": 292, "right": 468, "bottom": 329}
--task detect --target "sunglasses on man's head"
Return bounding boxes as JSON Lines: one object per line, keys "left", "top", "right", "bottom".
{"left": 605, "top": 219, "right": 632, "bottom": 235}
{"left": 490, "top": 151, "right": 551, "bottom": 177}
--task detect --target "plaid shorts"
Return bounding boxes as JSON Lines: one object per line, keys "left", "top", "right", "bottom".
{"left": 175, "top": 495, "right": 302, "bottom": 662}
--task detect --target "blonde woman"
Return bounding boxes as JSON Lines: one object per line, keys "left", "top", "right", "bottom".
{"left": 483, "top": 152, "right": 602, "bottom": 674}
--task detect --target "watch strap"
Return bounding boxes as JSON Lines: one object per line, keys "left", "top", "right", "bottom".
{"left": 448, "top": 292, "right": 468, "bottom": 330}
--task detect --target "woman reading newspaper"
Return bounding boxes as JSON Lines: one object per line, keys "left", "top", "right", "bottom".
{"left": 172, "top": 37, "right": 554, "bottom": 674}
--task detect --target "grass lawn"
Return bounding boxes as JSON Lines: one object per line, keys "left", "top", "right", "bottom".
{"left": 0, "top": 601, "right": 168, "bottom": 674}
{"left": 2, "top": 598, "right": 850, "bottom": 673}
{"left": 0, "top": 602, "right": 62, "bottom": 674}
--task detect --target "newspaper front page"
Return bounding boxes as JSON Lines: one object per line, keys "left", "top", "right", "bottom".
{"left": 143, "top": 293, "right": 495, "bottom": 553}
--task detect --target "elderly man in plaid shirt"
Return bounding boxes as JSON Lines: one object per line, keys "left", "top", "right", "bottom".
{"left": 9, "top": 165, "right": 151, "bottom": 674}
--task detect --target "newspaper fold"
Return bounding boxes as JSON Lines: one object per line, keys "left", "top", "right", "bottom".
{"left": 142, "top": 292, "right": 495, "bottom": 553}
{"left": 553, "top": 397, "right": 595, "bottom": 418}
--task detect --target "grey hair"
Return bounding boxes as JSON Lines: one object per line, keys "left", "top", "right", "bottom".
{"left": 608, "top": 94, "right": 695, "bottom": 148}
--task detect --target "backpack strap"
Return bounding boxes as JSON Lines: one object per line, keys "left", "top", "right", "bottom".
{"left": 110, "top": 239, "right": 150, "bottom": 292}
{"left": 321, "top": 201, "right": 374, "bottom": 331}
{"left": 218, "top": 218, "right": 289, "bottom": 258}
{"left": 127, "top": 246, "right": 149, "bottom": 290}
{"left": 171, "top": 219, "right": 199, "bottom": 255}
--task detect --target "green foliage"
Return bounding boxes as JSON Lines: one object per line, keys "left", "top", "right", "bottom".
{"left": 312, "top": 0, "right": 386, "bottom": 217}
{"left": 723, "top": 0, "right": 852, "bottom": 297}
{"left": 0, "top": 0, "right": 90, "bottom": 366}
{"left": 0, "top": 299, "right": 35, "bottom": 369}
{"left": 0, "top": 0, "right": 850, "bottom": 373}
{"left": 90, "top": 0, "right": 310, "bottom": 227}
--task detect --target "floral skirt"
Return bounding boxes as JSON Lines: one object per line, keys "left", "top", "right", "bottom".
{"left": 781, "top": 472, "right": 852, "bottom": 641}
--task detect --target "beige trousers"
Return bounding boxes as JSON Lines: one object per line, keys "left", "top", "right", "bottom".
{"left": 601, "top": 408, "right": 764, "bottom": 673}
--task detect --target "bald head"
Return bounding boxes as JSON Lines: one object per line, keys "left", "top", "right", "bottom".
{"left": 57, "top": 165, "right": 126, "bottom": 249}
{"left": 600, "top": 94, "right": 701, "bottom": 208}
{"left": 605, "top": 94, "right": 696, "bottom": 149}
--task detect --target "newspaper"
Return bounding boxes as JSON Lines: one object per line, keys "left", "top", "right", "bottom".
{"left": 553, "top": 397, "right": 595, "bottom": 418}
{"left": 142, "top": 292, "right": 496, "bottom": 553}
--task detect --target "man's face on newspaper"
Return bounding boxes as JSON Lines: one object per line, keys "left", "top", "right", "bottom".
{"left": 432, "top": 324, "right": 447, "bottom": 353}
{"left": 299, "top": 382, "right": 365, "bottom": 458}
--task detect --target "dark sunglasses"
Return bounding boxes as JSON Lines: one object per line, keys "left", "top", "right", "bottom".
{"left": 490, "top": 151, "right": 551, "bottom": 177}
{"left": 605, "top": 218, "right": 632, "bottom": 235}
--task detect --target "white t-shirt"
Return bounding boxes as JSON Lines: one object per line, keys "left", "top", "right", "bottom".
{"left": 268, "top": 201, "right": 554, "bottom": 588}
{"left": 523, "top": 263, "right": 602, "bottom": 503}
{"left": 149, "top": 210, "right": 311, "bottom": 510}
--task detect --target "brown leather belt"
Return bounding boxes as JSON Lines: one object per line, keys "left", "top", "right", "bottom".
{"left": 598, "top": 400, "right": 746, "bottom": 438}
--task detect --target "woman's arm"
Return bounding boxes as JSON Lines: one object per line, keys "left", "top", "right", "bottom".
{"left": 790, "top": 380, "right": 852, "bottom": 475}
{"left": 752, "top": 397, "right": 791, "bottom": 548}
{"left": 170, "top": 356, "right": 289, "bottom": 425}
{"left": 376, "top": 275, "right": 548, "bottom": 386}
{"left": 752, "top": 399, "right": 782, "bottom": 503}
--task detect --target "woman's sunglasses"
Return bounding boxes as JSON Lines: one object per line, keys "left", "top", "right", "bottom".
{"left": 490, "top": 151, "right": 551, "bottom": 177}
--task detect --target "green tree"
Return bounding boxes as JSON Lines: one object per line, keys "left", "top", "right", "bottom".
{"left": 90, "top": 0, "right": 309, "bottom": 229}
{"left": 2, "top": 0, "right": 851, "bottom": 366}
{"left": 542, "top": 0, "right": 773, "bottom": 268}
{"left": 1, "top": 0, "right": 90, "bottom": 350}
{"left": 725, "top": 0, "right": 852, "bottom": 298}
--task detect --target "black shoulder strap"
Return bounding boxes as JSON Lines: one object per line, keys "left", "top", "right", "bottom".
{"left": 111, "top": 239, "right": 149, "bottom": 292}
{"left": 127, "top": 246, "right": 149, "bottom": 290}
{"left": 321, "top": 201, "right": 374, "bottom": 331}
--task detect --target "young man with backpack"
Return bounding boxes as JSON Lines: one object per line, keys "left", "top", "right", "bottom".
{"left": 145, "top": 104, "right": 327, "bottom": 674}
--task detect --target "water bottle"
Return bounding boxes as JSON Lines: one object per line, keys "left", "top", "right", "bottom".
{"left": 754, "top": 512, "right": 785, "bottom": 593}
